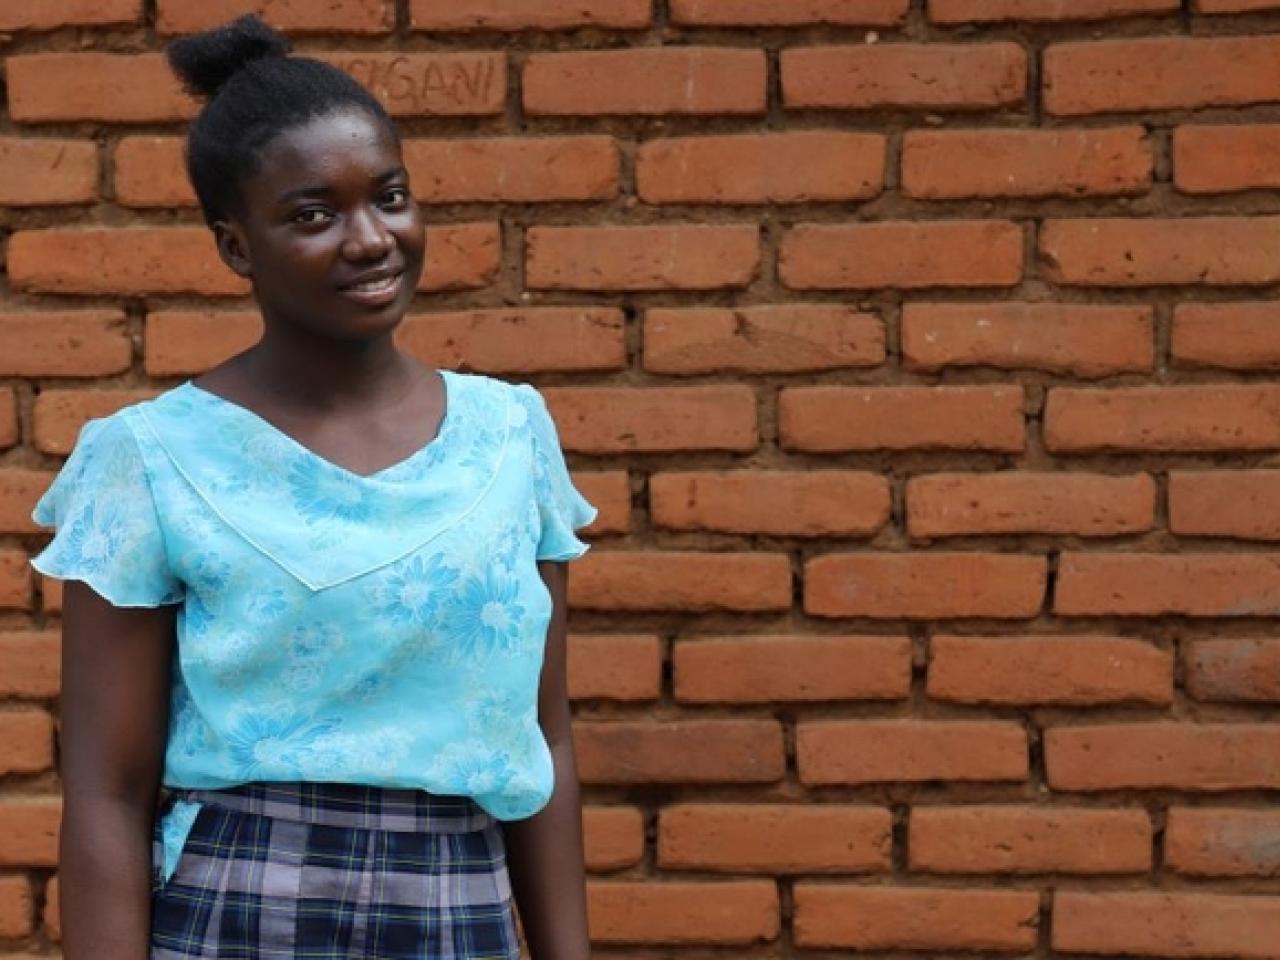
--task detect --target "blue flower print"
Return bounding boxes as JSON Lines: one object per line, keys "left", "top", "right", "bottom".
{"left": 287, "top": 458, "right": 375, "bottom": 525}
{"left": 444, "top": 566, "right": 527, "bottom": 661}
{"left": 190, "top": 551, "right": 233, "bottom": 593}
{"left": 289, "top": 621, "right": 344, "bottom": 660}
{"left": 430, "top": 744, "right": 516, "bottom": 796}
{"left": 368, "top": 554, "right": 458, "bottom": 626}
{"left": 223, "top": 707, "right": 340, "bottom": 779}
{"left": 63, "top": 502, "right": 126, "bottom": 574}
{"left": 246, "top": 587, "right": 290, "bottom": 623}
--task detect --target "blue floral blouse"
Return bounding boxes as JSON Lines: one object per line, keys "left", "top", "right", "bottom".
{"left": 30, "top": 370, "right": 597, "bottom": 881}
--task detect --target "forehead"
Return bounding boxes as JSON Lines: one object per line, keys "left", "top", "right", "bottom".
{"left": 249, "top": 109, "right": 401, "bottom": 195}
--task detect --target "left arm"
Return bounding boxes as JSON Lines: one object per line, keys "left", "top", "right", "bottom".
{"left": 502, "top": 559, "right": 590, "bottom": 960}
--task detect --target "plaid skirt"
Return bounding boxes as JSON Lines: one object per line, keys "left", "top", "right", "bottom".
{"left": 149, "top": 781, "right": 521, "bottom": 960}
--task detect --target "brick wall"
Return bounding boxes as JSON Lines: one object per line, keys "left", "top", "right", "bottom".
{"left": 3, "top": 0, "right": 1280, "bottom": 956}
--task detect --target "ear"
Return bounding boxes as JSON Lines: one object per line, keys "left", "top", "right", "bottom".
{"left": 212, "top": 219, "right": 253, "bottom": 278}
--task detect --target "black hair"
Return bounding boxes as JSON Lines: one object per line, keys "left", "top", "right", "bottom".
{"left": 166, "top": 15, "right": 396, "bottom": 225}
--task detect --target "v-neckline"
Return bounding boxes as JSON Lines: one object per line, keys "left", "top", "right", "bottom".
{"left": 180, "top": 369, "right": 456, "bottom": 483}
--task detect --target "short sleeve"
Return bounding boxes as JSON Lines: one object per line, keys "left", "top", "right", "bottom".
{"left": 30, "top": 414, "right": 185, "bottom": 608}
{"left": 515, "top": 385, "right": 599, "bottom": 562}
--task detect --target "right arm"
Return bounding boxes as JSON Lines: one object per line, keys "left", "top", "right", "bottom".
{"left": 58, "top": 580, "right": 177, "bottom": 960}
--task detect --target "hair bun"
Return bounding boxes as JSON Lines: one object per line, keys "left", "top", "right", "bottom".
{"left": 166, "top": 14, "right": 291, "bottom": 100}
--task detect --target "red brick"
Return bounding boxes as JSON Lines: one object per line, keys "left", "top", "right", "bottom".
{"left": 571, "top": 472, "right": 630, "bottom": 536}
{"left": 417, "top": 222, "right": 502, "bottom": 292}
{"left": 113, "top": 137, "right": 193, "bottom": 207}
{"left": 0, "top": 471, "right": 53, "bottom": 536}
{"left": 1185, "top": 639, "right": 1280, "bottom": 702}
{"left": 911, "top": 805, "right": 1151, "bottom": 874}
{"left": 1044, "top": 37, "right": 1280, "bottom": 116}
{"left": 643, "top": 306, "right": 885, "bottom": 374}
{"left": 781, "top": 221, "right": 1023, "bottom": 290}
{"left": 672, "top": 0, "right": 909, "bottom": 24}
{"left": 568, "top": 634, "right": 661, "bottom": 702}
{"left": 806, "top": 552, "right": 1045, "bottom": 619}
{"left": 1048, "top": 723, "right": 1280, "bottom": 791}
{"left": 0, "top": 0, "right": 139, "bottom": 29}
{"left": 404, "top": 136, "right": 617, "bottom": 203}
{"left": 527, "top": 225, "right": 758, "bottom": 291}
{"left": 587, "top": 881, "right": 778, "bottom": 946}
{"left": 1171, "top": 471, "right": 1280, "bottom": 540}
{"left": 1058, "top": 552, "right": 1280, "bottom": 617}
{"left": 0, "top": 551, "right": 34, "bottom": 611}
{"left": 525, "top": 48, "right": 765, "bottom": 116}
{"left": 795, "top": 885, "right": 1038, "bottom": 951}
{"left": 782, "top": 385, "right": 1025, "bottom": 453}
{"left": 798, "top": 720, "right": 1028, "bottom": 785}
{"left": 1173, "top": 303, "right": 1280, "bottom": 371}
{"left": 0, "top": 138, "right": 98, "bottom": 205}
{"left": 8, "top": 53, "right": 193, "bottom": 123}
{"left": 1053, "top": 892, "right": 1280, "bottom": 958}
{"left": 1041, "top": 217, "right": 1280, "bottom": 286}
{"left": 651, "top": 470, "right": 890, "bottom": 537}
{"left": 903, "top": 303, "right": 1153, "bottom": 377}
{"left": 144, "top": 310, "right": 259, "bottom": 377}
{"left": 929, "top": 635, "right": 1172, "bottom": 705}
{"left": 0, "top": 876, "right": 32, "bottom": 939}
{"left": 1045, "top": 385, "right": 1280, "bottom": 453}
{"left": 907, "top": 471, "right": 1155, "bottom": 538}
{"left": 782, "top": 43, "right": 1026, "bottom": 110}
{"left": 320, "top": 53, "right": 506, "bottom": 117}
{"left": 0, "top": 798, "right": 60, "bottom": 866}
{"left": 9, "top": 229, "right": 244, "bottom": 296}
{"left": 674, "top": 635, "right": 911, "bottom": 704}
{"left": 1196, "top": 0, "right": 1280, "bottom": 8}
{"left": 543, "top": 386, "right": 757, "bottom": 454}
{"left": 570, "top": 552, "right": 790, "bottom": 612}
{"left": 0, "top": 311, "right": 131, "bottom": 378}
{"left": 904, "top": 127, "right": 1151, "bottom": 198}
{"left": 1166, "top": 807, "right": 1280, "bottom": 877}
{"left": 575, "top": 720, "right": 785, "bottom": 785}
{"left": 659, "top": 804, "right": 892, "bottom": 873}
{"left": 0, "top": 632, "right": 60, "bottom": 699}
{"left": 637, "top": 132, "right": 885, "bottom": 204}
{"left": 157, "top": 0, "right": 392, "bottom": 33}
{"left": 397, "top": 309, "right": 625, "bottom": 374}
{"left": 1175, "top": 125, "right": 1280, "bottom": 194}
{"left": 34, "top": 389, "right": 155, "bottom": 455}
{"left": 0, "top": 391, "right": 16, "bottom": 450}
{"left": 44, "top": 876, "right": 59, "bottom": 942}
{"left": 931, "top": 0, "right": 1177, "bottom": 20}
{"left": 411, "top": 0, "right": 649, "bottom": 29}
{"left": 583, "top": 806, "right": 644, "bottom": 872}
{"left": 0, "top": 709, "right": 54, "bottom": 776}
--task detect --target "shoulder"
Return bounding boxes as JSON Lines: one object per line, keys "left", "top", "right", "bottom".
{"left": 447, "top": 371, "right": 547, "bottom": 423}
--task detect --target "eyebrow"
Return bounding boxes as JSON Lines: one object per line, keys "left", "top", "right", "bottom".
{"left": 275, "top": 166, "right": 408, "bottom": 205}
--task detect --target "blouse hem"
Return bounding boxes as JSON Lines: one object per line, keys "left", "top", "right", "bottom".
{"left": 28, "top": 555, "right": 185, "bottom": 609}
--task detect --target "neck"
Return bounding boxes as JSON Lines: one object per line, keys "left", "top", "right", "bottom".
{"left": 241, "top": 324, "right": 421, "bottom": 413}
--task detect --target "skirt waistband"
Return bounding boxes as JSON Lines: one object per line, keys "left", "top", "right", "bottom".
{"left": 165, "top": 781, "right": 496, "bottom": 835}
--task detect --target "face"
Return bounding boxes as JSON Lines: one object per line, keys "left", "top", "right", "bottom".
{"left": 214, "top": 108, "right": 425, "bottom": 342}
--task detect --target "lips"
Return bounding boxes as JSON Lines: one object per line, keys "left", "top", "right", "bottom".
{"left": 337, "top": 268, "right": 405, "bottom": 306}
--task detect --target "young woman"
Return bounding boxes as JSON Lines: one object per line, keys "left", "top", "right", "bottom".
{"left": 30, "top": 15, "right": 595, "bottom": 960}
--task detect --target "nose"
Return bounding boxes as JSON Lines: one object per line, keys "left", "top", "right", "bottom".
{"left": 340, "top": 205, "right": 394, "bottom": 261}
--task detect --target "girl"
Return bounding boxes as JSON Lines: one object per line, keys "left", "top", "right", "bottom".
{"left": 30, "top": 15, "right": 595, "bottom": 960}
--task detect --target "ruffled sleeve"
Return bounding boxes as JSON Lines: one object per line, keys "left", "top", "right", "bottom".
{"left": 514, "top": 385, "right": 598, "bottom": 562}
{"left": 30, "top": 414, "right": 185, "bottom": 608}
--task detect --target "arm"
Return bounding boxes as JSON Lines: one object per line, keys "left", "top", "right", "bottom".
{"left": 58, "top": 580, "right": 177, "bottom": 960}
{"left": 502, "top": 560, "right": 591, "bottom": 960}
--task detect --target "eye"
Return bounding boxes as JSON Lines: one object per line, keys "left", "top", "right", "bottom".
{"left": 380, "top": 187, "right": 411, "bottom": 208}
{"left": 292, "top": 206, "right": 334, "bottom": 226}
